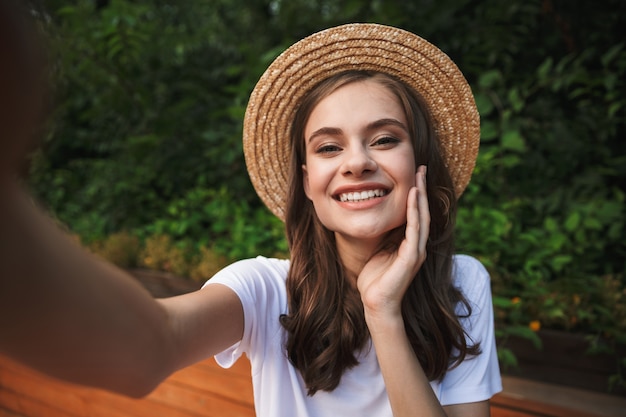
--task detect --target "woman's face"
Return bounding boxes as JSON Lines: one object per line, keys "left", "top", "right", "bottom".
{"left": 302, "top": 79, "right": 417, "bottom": 246}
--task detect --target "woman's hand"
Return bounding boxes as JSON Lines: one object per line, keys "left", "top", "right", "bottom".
{"left": 357, "top": 166, "right": 445, "bottom": 417}
{"left": 357, "top": 165, "right": 430, "bottom": 320}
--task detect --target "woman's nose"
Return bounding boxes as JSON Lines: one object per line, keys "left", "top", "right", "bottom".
{"left": 342, "top": 145, "right": 377, "bottom": 177}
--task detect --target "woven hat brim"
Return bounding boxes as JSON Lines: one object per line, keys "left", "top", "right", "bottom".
{"left": 243, "top": 23, "right": 480, "bottom": 221}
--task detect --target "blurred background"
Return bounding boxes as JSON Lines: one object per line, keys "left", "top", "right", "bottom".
{"left": 24, "top": 0, "right": 625, "bottom": 393}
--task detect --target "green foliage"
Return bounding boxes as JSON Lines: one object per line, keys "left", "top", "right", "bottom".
{"left": 138, "top": 186, "right": 287, "bottom": 260}
{"left": 32, "top": 0, "right": 256, "bottom": 240}
{"left": 90, "top": 230, "right": 141, "bottom": 268}
{"left": 30, "top": 0, "right": 626, "bottom": 386}
{"left": 189, "top": 247, "right": 229, "bottom": 283}
{"left": 140, "top": 234, "right": 189, "bottom": 277}
{"left": 448, "top": 0, "right": 626, "bottom": 387}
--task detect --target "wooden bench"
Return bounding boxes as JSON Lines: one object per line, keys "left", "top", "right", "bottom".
{"left": 0, "top": 354, "right": 253, "bottom": 417}
{"left": 2, "top": 353, "right": 622, "bottom": 417}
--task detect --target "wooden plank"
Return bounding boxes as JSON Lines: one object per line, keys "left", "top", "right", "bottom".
{"left": 0, "top": 405, "right": 25, "bottom": 417}
{"left": 0, "top": 367, "right": 88, "bottom": 416}
{"left": 491, "top": 404, "right": 539, "bottom": 417}
{"left": 491, "top": 393, "right": 602, "bottom": 417}
{"left": 0, "top": 356, "right": 254, "bottom": 417}
{"left": 4, "top": 354, "right": 620, "bottom": 417}
{"left": 167, "top": 359, "right": 253, "bottom": 407}
{"left": 0, "top": 389, "right": 74, "bottom": 417}
{"left": 80, "top": 388, "right": 210, "bottom": 417}
{"left": 146, "top": 378, "right": 254, "bottom": 417}
{"left": 0, "top": 410, "right": 20, "bottom": 417}
{"left": 1, "top": 388, "right": 196, "bottom": 417}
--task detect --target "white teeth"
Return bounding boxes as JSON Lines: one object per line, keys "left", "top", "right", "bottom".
{"left": 338, "top": 189, "right": 386, "bottom": 202}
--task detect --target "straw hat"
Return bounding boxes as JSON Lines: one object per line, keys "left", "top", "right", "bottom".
{"left": 243, "top": 23, "right": 479, "bottom": 221}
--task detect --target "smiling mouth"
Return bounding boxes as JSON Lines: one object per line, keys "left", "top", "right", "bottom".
{"left": 336, "top": 189, "right": 388, "bottom": 203}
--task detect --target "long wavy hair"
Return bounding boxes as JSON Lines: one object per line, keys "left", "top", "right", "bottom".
{"left": 280, "top": 71, "right": 480, "bottom": 395}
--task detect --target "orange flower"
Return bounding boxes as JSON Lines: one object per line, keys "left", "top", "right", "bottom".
{"left": 529, "top": 320, "right": 541, "bottom": 332}
{"left": 511, "top": 297, "right": 521, "bottom": 305}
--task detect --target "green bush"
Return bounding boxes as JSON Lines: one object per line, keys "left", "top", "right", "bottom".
{"left": 140, "top": 234, "right": 190, "bottom": 277}
{"left": 90, "top": 230, "right": 141, "bottom": 268}
{"left": 189, "top": 247, "right": 229, "bottom": 282}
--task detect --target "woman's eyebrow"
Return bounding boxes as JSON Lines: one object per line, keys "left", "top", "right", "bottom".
{"left": 366, "top": 118, "right": 408, "bottom": 133}
{"left": 307, "top": 127, "right": 343, "bottom": 143}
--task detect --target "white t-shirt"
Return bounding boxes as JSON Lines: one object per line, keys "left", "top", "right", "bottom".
{"left": 205, "top": 254, "right": 502, "bottom": 416}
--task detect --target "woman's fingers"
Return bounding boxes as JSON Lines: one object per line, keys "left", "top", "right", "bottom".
{"left": 398, "top": 165, "right": 429, "bottom": 276}
{"left": 405, "top": 186, "right": 419, "bottom": 252}
{"left": 416, "top": 166, "right": 430, "bottom": 256}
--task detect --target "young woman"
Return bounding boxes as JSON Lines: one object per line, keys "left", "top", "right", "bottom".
{"left": 0, "top": 21, "right": 501, "bottom": 417}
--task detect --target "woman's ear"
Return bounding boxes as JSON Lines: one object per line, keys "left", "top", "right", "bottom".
{"left": 302, "top": 164, "right": 312, "bottom": 200}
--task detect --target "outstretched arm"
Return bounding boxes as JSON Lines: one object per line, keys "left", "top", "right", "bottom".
{"left": 0, "top": 184, "right": 244, "bottom": 397}
{"left": 0, "top": 2, "right": 244, "bottom": 397}
{"left": 0, "top": 185, "right": 172, "bottom": 396}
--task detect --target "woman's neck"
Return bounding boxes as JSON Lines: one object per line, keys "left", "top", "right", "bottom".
{"left": 335, "top": 234, "right": 381, "bottom": 283}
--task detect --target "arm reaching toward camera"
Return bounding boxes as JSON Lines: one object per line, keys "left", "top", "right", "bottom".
{"left": 0, "top": 185, "right": 244, "bottom": 397}
{"left": 0, "top": 1, "right": 244, "bottom": 397}
{"left": 0, "top": 186, "right": 170, "bottom": 396}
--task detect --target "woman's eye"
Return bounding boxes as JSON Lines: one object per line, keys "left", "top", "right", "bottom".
{"left": 373, "top": 136, "right": 400, "bottom": 147}
{"left": 316, "top": 144, "right": 341, "bottom": 154}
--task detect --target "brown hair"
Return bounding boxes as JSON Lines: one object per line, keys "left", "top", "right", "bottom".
{"left": 280, "top": 71, "right": 480, "bottom": 395}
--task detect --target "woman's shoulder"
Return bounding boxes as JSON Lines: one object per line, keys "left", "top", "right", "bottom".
{"left": 452, "top": 254, "right": 489, "bottom": 276}
{"left": 451, "top": 254, "right": 491, "bottom": 295}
